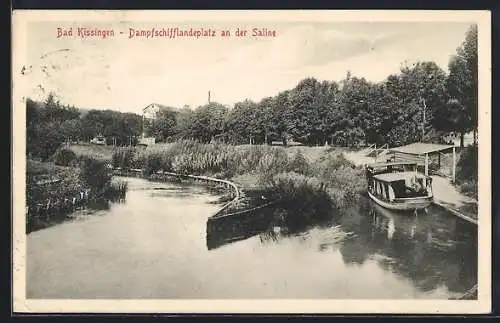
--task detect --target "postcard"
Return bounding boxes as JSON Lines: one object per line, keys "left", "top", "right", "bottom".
{"left": 12, "top": 10, "right": 491, "bottom": 314}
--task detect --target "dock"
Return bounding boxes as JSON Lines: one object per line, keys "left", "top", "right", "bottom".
{"left": 343, "top": 148, "right": 478, "bottom": 225}
{"left": 431, "top": 175, "right": 478, "bottom": 225}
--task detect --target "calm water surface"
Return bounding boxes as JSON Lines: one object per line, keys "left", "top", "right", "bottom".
{"left": 27, "top": 177, "right": 477, "bottom": 299}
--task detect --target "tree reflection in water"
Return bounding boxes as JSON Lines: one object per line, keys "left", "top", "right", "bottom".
{"left": 205, "top": 197, "right": 477, "bottom": 296}
{"left": 339, "top": 198, "right": 477, "bottom": 296}
{"left": 27, "top": 196, "right": 126, "bottom": 233}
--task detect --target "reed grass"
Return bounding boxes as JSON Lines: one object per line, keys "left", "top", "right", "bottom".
{"left": 69, "top": 140, "right": 366, "bottom": 227}
{"left": 104, "top": 180, "right": 128, "bottom": 200}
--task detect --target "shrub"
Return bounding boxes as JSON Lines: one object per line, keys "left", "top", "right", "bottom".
{"left": 459, "top": 179, "right": 478, "bottom": 200}
{"left": 310, "top": 153, "right": 365, "bottom": 209}
{"left": 323, "top": 167, "right": 366, "bottom": 209}
{"left": 312, "top": 152, "right": 354, "bottom": 172}
{"left": 104, "top": 179, "right": 128, "bottom": 200}
{"left": 28, "top": 122, "right": 66, "bottom": 161}
{"left": 52, "top": 148, "right": 77, "bottom": 166}
{"left": 26, "top": 160, "right": 86, "bottom": 206}
{"left": 455, "top": 146, "right": 478, "bottom": 199}
{"left": 236, "top": 145, "right": 266, "bottom": 174}
{"left": 79, "top": 156, "right": 113, "bottom": 194}
{"left": 112, "top": 147, "right": 136, "bottom": 169}
{"left": 143, "top": 152, "right": 167, "bottom": 175}
{"left": 287, "top": 149, "right": 310, "bottom": 175}
{"left": 111, "top": 149, "right": 121, "bottom": 168}
{"left": 257, "top": 147, "right": 290, "bottom": 182}
{"left": 131, "top": 149, "right": 147, "bottom": 169}
{"left": 456, "top": 146, "right": 478, "bottom": 182}
{"left": 263, "top": 172, "right": 333, "bottom": 231}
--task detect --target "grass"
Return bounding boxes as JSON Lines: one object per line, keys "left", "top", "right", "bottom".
{"left": 309, "top": 152, "right": 366, "bottom": 209}
{"left": 27, "top": 153, "right": 128, "bottom": 208}
{"left": 455, "top": 146, "right": 478, "bottom": 200}
{"left": 27, "top": 160, "right": 86, "bottom": 207}
{"left": 27, "top": 159, "right": 72, "bottom": 177}
{"left": 105, "top": 179, "right": 128, "bottom": 200}
{"left": 259, "top": 172, "right": 334, "bottom": 231}
{"left": 68, "top": 143, "right": 116, "bottom": 161}
{"left": 68, "top": 140, "right": 367, "bottom": 230}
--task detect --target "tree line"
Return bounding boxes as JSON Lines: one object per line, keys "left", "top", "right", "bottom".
{"left": 26, "top": 25, "right": 477, "bottom": 161}
{"left": 146, "top": 25, "right": 477, "bottom": 148}
{"left": 26, "top": 94, "right": 143, "bottom": 160}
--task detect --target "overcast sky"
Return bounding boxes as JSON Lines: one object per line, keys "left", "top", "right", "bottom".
{"left": 21, "top": 20, "right": 472, "bottom": 114}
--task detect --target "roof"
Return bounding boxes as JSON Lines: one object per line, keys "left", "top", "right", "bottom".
{"left": 366, "top": 161, "right": 417, "bottom": 168}
{"left": 390, "top": 142, "right": 454, "bottom": 155}
{"left": 373, "top": 171, "right": 420, "bottom": 183}
{"left": 143, "top": 103, "right": 170, "bottom": 112}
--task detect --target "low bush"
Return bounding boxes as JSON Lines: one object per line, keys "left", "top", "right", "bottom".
{"left": 310, "top": 153, "right": 365, "bottom": 209}
{"left": 79, "top": 156, "right": 113, "bottom": 195}
{"left": 112, "top": 147, "right": 137, "bottom": 169}
{"left": 456, "top": 146, "right": 478, "bottom": 182}
{"left": 26, "top": 161, "right": 85, "bottom": 206}
{"left": 143, "top": 152, "right": 167, "bottom": 175}
{"left": 287, "top": 149, "right": 310, "bottom": 175}
{"left": 256, "top": 147, "right": 291, "bottom": 182}
{"left": 459, "top": 179, "right": 478, "bottom": 200}
{"left": 456, "top": 146, "right": 478, "bottom": 199}
{"left": 52, "top": 148, "right": 78, "bottom": 166}
{"left": 262, "top": 172, "right": 333, "bottom": 231}
{"left": 104, "top": 179, "right": 128, "bottom": 200}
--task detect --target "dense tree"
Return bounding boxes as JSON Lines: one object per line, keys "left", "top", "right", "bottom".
{"left": 26, "top": 26, "right": 477, "bottom": 152}
{"left": 226, "top": 99, "right": 261, "bottom": 144}
{"left": 59, "top": 119, "right": 82, "bottom": 143}
{"left": 26, "top": 95, "right": 78, "bottom": 160}
{"left": 440, "top": 24, "right": 478, "bottom": 147}
{"left": 188, "top": 102, "right": 229, "bottom": 143}
{"left": 80, "top": 109, "right": 142, "bottom": 145}
{"left": 150, "top": 107, "right": 178, "bottom": 142}
{"left": 27, "top": 94, "right": 146, "bottom": 160}
{"left": 173, "top": 107, "right": 195, "bottom": 140}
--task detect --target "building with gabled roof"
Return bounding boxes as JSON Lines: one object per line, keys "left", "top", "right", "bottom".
{"left": 142, "top": 103, "right": 169, "bottom": 120}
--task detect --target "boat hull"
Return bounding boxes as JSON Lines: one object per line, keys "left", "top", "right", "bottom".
{"left": 368, "top": 191, "right": 433, "bottom": 211}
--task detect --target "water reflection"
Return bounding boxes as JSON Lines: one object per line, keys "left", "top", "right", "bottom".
{"left": 28, "top": 176, "right": 477, "bottom": 299}
{"left": 206, "top": 196, "right": 477, "bottom": 297}
{"left": 27, "top": 196, "right": 125, "bottom": 233}
{"left": 360, "top": 200, "right": 477, "bottom": 295}
{"left": 336, "top": 199, "right": 476, "bottom": 296}
{"left": 206, "top": 205, "right": 276, "bottom": 250}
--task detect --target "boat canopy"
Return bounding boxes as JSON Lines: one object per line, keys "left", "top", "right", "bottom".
{"left": 389, "top": 143, "right": 454, "bottom": 155}
{"left": 372, "top": 171, "right": 425, "bottom": 183}
{"left": 388, "top": 142, "right": 457, "bottom": 182}
{"left": 366, "top": 161, "right": 418, "bottom": 168}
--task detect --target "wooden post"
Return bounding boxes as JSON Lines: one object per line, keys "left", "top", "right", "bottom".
{"left": 452, "top": 146, "right": 456, "bottom": 183}
{"left": 46, "top": 199, "right": 51, "bottom": 220}
{"left": 422, "top": 99, "right": 427, "bottom": 141}
{"left": 424, "top": 153, "right": 429, "bottom": 176}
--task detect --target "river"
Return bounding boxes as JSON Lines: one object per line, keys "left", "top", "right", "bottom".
{"left": 27, "top": 176, "right": 477, "bottom": 299}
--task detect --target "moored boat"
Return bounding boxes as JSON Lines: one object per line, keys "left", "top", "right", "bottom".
{"left": 365, "top": 162, "right": 433, "bottom": 211}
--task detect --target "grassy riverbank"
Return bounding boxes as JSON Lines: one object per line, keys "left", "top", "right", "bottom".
{"left": 27, "top": 156, "right": 128, "bottom": 219}
{"left": 68, "top": 141, "right": 366, "bottom": 228}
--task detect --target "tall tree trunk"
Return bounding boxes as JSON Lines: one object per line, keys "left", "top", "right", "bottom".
{"left": 460, "top": 132, "right": 464, "bottom": 148}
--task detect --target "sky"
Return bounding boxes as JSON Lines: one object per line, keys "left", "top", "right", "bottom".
{"left": 20, "top": 20, "right": 473, "bottom": 114}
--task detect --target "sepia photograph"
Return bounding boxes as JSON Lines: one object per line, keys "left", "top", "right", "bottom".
{"left": 12, "top": 10, "right": 491, "bottom": 313}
